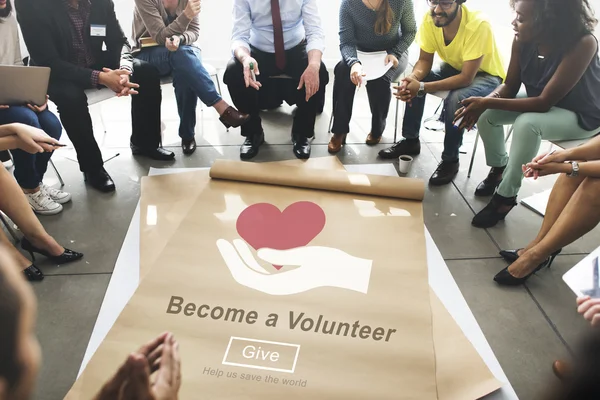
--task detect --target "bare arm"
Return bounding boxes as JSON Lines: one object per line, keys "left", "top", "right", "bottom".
{"left": 483, "top": 35, "right": 598, "bottom": 113}
{"left": 563, "top": 135, "right": 600, "bottom": 161}
{"left": 408, "top": 50, "right": 434, "bottom": 81}
{"left": 424, "top": 57, "right": 483, "bottom": 92}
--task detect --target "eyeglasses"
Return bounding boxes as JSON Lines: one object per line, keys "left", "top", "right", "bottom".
{"left": 426, "top": 0, "right": 457, "bottom": 10}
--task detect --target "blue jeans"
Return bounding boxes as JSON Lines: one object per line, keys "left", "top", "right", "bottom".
{"left": 0, "top": 106, "right": 62, "bottom": 189}
{"left": 136, "top": 45, "right": 222, "bottom": 140}
{"left": 402, "top": 63, "right": 502, "bottom": 161}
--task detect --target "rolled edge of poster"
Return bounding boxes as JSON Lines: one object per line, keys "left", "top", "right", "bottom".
{"left": 209, "top": 159, "right": 425, "bottom": 201}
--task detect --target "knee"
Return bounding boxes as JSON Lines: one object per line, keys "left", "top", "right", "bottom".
{"left": 513, "top": 113, "right": 542, "bottom": 138}
{"left": 579, "top": 177, "right": 600, "bottom": 200}
{"left": 132, "top": 61, "right": 161, "bottom": 85}
{"left": 223, "top": 57, "right": 244, "bottom": 85}
{"left": 334, "top": 61, "right": 351, "bottom": 78}
{"left": 171, "top": 45, "right": 198, "bottom": 63}
{"left": 319, "top": 62, "right": 329, "bottom": 87}
{"left": 42, "top": 112, "right": 63, "bottom": 140}
{"left": 3, "top": 106, "right": 41, "bottom": 128}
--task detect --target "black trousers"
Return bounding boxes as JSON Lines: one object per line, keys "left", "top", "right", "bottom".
{"left": 223, "top": 42, "right": 329, "bottom": 138}
{"left": 47, "top": 59, "right": 162, "bottom": 172}
{"left": 331, "top": 60, "right": 392, "bottom": 138}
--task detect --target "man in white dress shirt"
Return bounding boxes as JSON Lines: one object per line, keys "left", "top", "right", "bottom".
{"left": 223, "top": 0, "right": 329, "bottom": 160}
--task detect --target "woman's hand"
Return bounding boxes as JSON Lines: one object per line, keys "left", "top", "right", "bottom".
{"left": 577, "top": 296, "right": 600, "bottom": 327}
{"left": 522, "top": 160, "right": 569, "bottom": 179}
{"left": 385, "top": 54, "right": 399, "bottom": 69}
{"left": 453, "top": 97, "right": 488, "bottom": 130}
{"left": 531, "top": 149, "right": 568, "bottom": 165}
{"left": 13, "top": 123, "right": 59, "bottom": 153}
{"left": 27, "top": 95, "right": 49, "bottom": 113}
{"left": 350, "top": 63, "right": 365, "bottom": 87}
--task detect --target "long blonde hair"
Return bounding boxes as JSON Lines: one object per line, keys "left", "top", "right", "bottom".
{"left": 374, "top": 0, "right": 395, "bottom": 35}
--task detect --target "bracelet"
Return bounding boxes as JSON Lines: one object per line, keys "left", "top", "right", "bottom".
{"left": 490, "top": 92, "right": 501, "bottom": 98}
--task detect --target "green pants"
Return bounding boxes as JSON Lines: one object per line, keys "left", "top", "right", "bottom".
{"left": 478, "top": 102, "right": 599, "bottom": 198}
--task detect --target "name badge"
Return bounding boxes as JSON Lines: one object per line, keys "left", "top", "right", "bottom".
{"left": 90, "top": 24, "right": 106, "bottom": 37}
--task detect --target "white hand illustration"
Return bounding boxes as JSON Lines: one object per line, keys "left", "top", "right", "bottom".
{"left": 216, "top": 239, "right": 373, "bottom": 296}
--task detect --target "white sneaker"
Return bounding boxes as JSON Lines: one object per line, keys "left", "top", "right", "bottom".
{"left": 40, "top": 183, "right": 72, "bottom": 204}
{"left": 25, "top": 190, "right": 63, "bottom": 215}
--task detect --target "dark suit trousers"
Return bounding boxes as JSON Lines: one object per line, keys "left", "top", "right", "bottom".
{"left": 47, "top": 59, "right": 162, "bottom": 172}
{"left": 223, "top": 42, "right": 328, "bottom": 138}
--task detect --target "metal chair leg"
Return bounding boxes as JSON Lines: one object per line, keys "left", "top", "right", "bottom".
{"left": 0, "top": 213, "right": 20, "bottom": 243}
{"left": 505, "top": 125, "right": 513, "bottom": 143}
{"left": 467, "top": 132, "right": 480, "bottom": 178}
{"left": 49, "top": 159, "right": 64, "bottom": 187}
{"left": 394, "top": 98, "right": 400, "bottom": 143}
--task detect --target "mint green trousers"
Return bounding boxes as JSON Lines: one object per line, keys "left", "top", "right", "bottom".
{"left": 478, "top": 102, "right": 599, "bottom": 198}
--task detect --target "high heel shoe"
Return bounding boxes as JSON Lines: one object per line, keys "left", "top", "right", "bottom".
{"left": 21, "top": 237, "right": 84, "bottom": 264}
{"left": 23, "top": 265, "right": 44, "bottom": 282}
{"left": 472, "top": 193, "right": 517, "bottom": 228}
{"left": 493, "top": 253, "right": 559, "bottom": 286}
{"left": 499, "top": 248, "right": 562, "bottom": 263}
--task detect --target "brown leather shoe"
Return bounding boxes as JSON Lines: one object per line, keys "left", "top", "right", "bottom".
{"left": 219, "top": 106, "right": 250, "bottom": 129}
{"left": 552, "top": 360, "right": 570, "bottom": 381}
{"left": 328, "top": 134, "right": 347, "bottom": 154}
{"left": 366, "top": 133, "right": 382, "bottom": 145}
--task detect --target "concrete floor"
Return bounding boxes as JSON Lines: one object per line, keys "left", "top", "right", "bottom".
{"left": 9, "top": 72, "right": 596, "bottom": 400}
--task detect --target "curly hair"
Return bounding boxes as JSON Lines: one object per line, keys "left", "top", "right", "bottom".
{"left": 510, "top": 0, "right": 597, "bottom": 51}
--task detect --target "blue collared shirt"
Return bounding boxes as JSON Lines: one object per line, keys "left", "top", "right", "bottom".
{"left": 231, "top": 0, "right": 326, "bottom": 55}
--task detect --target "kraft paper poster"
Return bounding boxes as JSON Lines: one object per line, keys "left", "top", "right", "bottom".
{"left": 138, "top": 161, "right": 501, "bottom": 400}
{"left": 69, "top": 162, "right": 438, "bottom": 399}
{"left": 68, "top": 158, "right": 501, "bottom": 399}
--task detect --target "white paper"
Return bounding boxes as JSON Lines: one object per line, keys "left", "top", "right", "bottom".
{"left": 357, "top": 50, "right": 393, "bottom": 82}
{"left": 520, "top": 189, "right": 551, "bottom": 217}
{"left": 563, "top": 246, "right": 600, "bottom": 298}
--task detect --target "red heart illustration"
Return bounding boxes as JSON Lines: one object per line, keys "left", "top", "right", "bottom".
{"left": 236, "top": 202, "right": 326, "bottom": 270}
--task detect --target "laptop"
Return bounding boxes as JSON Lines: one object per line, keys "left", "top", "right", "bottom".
{"left": 0, "top": 65, "right": 51, "bottom": 107}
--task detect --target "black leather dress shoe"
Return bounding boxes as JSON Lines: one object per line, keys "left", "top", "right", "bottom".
{"left": 429, "top": 161, "right": 459, "bottom": 186}
{"left": 378, "top": 138, "right": 421, "bottom": 159}
{"left": 292, "top": 135, "right": 311, "bottom": 160}
{"left": 475, "top": 166, "right": 505, "bottom": 197}
{"left": 182, "top": 138, "right": 197, "bottom": 155}
{"left": 83, "top": 167, "right": 115, "bottom": 192}
{"left": 240, "top": 132, "right": 265, "bottom": 160}
{"left": 131, "top": 143, "right": 175, "bottom": 161}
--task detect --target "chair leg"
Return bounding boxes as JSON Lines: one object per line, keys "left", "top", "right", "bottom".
{"left": 467, "top": 132, "right": 480, "bottom": 178}
{"left": 0, "top": 212, "right": 20, "bottom": 243}
{"left": 49, "top": 159, "right": 64, "bottom": 187}
{"left": 504, "top": 125, "right": 513, "bottom": 143}
{"left": 394, "top": 98, "right": 400, "bottom": 143}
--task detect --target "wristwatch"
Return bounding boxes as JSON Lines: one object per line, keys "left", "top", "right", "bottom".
{"left": 417, "top": 82, "right": 426, "bottom": 98}
{"left": 567, "top": 161, "right": 580, "bottom": 177}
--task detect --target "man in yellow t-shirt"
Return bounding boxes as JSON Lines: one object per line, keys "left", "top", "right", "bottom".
{"left": 379, "top": 0, "right": 506, "bottom": 186}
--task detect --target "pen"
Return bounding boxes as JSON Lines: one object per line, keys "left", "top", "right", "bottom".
{"left": 249, "top": 62, "right": 256, "bottom": 82}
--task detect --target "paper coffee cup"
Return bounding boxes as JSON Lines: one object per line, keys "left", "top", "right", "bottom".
{"left": 399, "top": 155, "right": 413, "bottom": 174}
